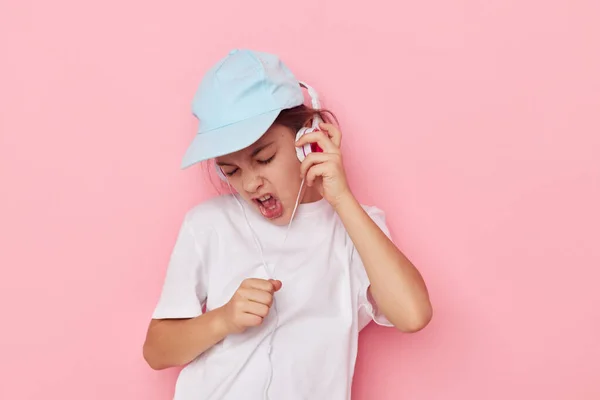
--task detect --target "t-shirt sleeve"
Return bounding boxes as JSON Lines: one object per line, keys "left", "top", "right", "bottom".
{"left": 152, "top": 216, "right": 210, "bottom": 319}
{"left": 350, "top": 206, "right": 395, "bottom": 330}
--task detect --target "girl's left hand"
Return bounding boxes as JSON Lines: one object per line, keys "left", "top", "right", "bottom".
{"left": 295, "top": 122, "right": 353, "bottom": 208}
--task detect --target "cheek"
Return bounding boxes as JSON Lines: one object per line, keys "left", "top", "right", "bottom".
{"left": 270, "top": 158, "right": 301, "bottom": 189}
{"left": 222, "top": 175, "right": 244, "bottom": 193}
{"left": 282, "top": 156, "right": 301, "bottom": 178}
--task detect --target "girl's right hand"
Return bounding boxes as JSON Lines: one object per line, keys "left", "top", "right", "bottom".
{"left": 221, "top": 278, "right": 282, "bottom": 334}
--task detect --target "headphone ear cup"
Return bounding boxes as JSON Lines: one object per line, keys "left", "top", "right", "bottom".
{"left": 295, "top": 127, "right": 313, "bottom": 162}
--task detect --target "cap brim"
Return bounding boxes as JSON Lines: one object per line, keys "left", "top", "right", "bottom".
{"left": 180, "top": 109, "right": 282, "bottom": 169}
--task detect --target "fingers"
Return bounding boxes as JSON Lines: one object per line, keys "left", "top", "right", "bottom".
{"left": 241, "top": 278, "right": 282, "bottom": 293}
{"left": 239, "top": 313, "right": 263, "bottom": 327}
{"left": 296, "top": 130, "right": 340, "bottom": 155}
{"left": 238, "top": 278, "right": 283, "bottom": 307}
{"left": 299, "top": 152, "right": 339, "bottom": 179}
{"left": 237, "top": 278, "right": 282, "bottom": 325}
{"left": 238, "top": 287, "right": 273, "bottom": 306}
{"left": 228, "top": 278, "right": 283, "bottom": 333}
{"left": 295, "top": 122, "right": 342, "bottom": 150}
{"left": 318, "top": 122, "right": 342, "bottom": 147}
{"left": 305, "top": 163, "right": 328, "bottom": 187}
{"left": 269, "top": 279, "right": 283, "bottom": 292}
{"left": 243, "top": 301, "right": 270, "bottom": 318}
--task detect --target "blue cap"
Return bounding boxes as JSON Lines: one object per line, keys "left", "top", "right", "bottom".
{"left": 180, "top": 49, "right": 304, "bottom": 169}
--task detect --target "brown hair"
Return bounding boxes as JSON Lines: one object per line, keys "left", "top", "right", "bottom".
{"left": 273, "top": 104, "right": 339, "bottom": 133}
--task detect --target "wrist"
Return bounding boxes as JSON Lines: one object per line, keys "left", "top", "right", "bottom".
{"left": 207, "top": 306, "right": 233, "bottom": 338}
{"left": 332, "top": 190, "right": 359, "bottom": 213}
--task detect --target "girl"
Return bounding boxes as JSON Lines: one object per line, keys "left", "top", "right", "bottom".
{"left": 143, "top": 48, "right": 432, "bottom": 400}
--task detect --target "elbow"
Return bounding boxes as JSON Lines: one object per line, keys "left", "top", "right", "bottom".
{"left": 143, "top": 340, "right": 191, "bottom": 370}
{"left": 143, "top": 347, "right": 163, "bottom": 370}
{"left": 143, "top": 342, "right": 170, "bottom": 371}
{"left": 397, "top": 303, "right": 433, "bottom": 333}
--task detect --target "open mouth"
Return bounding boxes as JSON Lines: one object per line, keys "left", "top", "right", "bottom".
{"left": 253, "top": 194, "right": 284, "bottom": 219}
{"left": 254, "top": 194, "right": 277, "bottom": 208}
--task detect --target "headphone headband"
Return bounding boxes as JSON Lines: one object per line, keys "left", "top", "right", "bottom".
{"left": 299, "top": 81, "right": 321, "bottom": 113}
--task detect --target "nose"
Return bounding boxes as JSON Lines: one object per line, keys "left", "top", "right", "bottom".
{"left": 242, "top": 169, "right": 264, "bottom": 194}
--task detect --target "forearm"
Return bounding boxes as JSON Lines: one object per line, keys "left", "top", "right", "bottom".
{"left": 334, "top": 194, "right": 432, "bottom": 332}
{"left": 143, "top": 306, "right": 230, "bottom": 370}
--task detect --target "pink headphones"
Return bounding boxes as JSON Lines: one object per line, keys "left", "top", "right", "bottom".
{"left": 215, "top": 81, "right": 323, "bottom": 182}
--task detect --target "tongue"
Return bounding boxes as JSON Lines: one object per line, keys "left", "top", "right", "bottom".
{"left": 262, "top": 197, "right": 276, "bottom": 208}
{"left": 258, "top": 197, "right": 283, "bottom": 219}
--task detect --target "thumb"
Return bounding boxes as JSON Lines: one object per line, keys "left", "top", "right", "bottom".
{"left": 269, "top": 279, "right": 283, "bottom": 292}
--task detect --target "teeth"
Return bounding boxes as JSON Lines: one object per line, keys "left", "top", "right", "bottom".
{"left": 258, "top": 195, "right": 272, "bottom": 202}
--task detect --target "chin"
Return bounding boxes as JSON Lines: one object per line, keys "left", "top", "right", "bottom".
{"left": 265, "top": 211, "right": 291, "bottom": 226}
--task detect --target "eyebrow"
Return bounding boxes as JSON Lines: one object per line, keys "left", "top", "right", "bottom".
{"left": 216, "top": 141, "right": 276, "bottom": 167}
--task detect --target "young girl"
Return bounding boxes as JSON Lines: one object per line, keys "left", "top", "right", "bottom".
{"left": 143, "top": 48, "right": 432, "bottom": 400}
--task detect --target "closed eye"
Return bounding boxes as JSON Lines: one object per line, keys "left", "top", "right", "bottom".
{"left": 224, "top": 168, "right": 238, "bottom": 176}
{"left": 258, "top": 154, "right": 275, "bottom": 165}
{"left": 220, "top": 153, "right": 275, "bottom": 176}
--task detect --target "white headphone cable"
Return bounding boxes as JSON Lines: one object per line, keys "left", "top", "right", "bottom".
{"left": 224, "top": 177, "right": 305, "bottom": 400}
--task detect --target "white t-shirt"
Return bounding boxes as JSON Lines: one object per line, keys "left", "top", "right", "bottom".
{"left": 152, "top": 194, "right": 394, "bottom": 400}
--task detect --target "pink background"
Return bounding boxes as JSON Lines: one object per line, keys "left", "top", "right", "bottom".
{"left": 1, "top": 0, "right": 599, "bottom": 399}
